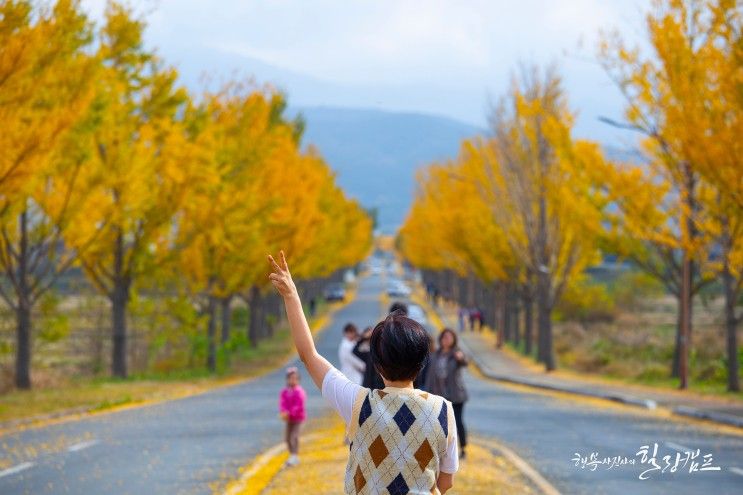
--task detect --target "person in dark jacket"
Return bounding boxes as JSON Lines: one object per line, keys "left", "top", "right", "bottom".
{"left": 425, "top": 328, "right": 469, "bottom": 459}
{"left": 352, "top": 326, "right": 385, "bottom": 389}
{"left": 413, "top": 332, "right": 435, "bottom": 391}
{"left": 354, "top": 302, "right": 410, "bottom": 389}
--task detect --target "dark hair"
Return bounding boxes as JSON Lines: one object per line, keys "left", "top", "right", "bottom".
{"left": 437, "top": 328, "right": 458, "bottom": 349}
{"left": 388, "top": 301, "right": 408, "bottom": 315}
{"left": 370, "top": 311, "right": 429, "bottom": 381}
{"left": 343, "top": 322, "right": 358, "bottom": 335}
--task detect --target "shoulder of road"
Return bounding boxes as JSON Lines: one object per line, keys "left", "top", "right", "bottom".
{"left": 223, "top": 414, "right": 551, "bottom": 495}
{"left": 415, "top": 293, "right": 743, "bottom": 431}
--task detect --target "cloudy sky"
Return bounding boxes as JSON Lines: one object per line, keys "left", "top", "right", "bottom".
{"left": 81, "top": 0, "right": 651, "bottom": 144}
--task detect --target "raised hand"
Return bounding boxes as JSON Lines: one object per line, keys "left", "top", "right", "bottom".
{"left": 267, "top": 250, "right": 332, "bottom": 389}
{"left": 268, "top": 250, "right": 298, "bottom": 300}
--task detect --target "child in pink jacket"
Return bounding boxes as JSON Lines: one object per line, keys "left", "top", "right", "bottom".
{"left": 279, "top": 366, "right": 306, "bottom": 466}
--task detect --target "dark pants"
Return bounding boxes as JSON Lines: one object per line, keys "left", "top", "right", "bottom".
{"left": 452, "top": 402, "right": 467, "bottom": 449}
{"left": 285, "top": 421, "right": 301, "bottom": 454}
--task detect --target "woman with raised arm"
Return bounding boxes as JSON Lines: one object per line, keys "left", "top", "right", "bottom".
{"left": 268, "top": 251, "right": 459, "bottom": 494}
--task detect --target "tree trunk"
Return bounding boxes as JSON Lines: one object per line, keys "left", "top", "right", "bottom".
{"left": 512, "top": 286, "right": 521, "bottom": 348}
{"left": 535, "top": 151, "right": 552, "bottom": 369}
{"left": 523, "top": 289, "right": 533, "bottom": 357}
{"left": 207, "top": 294, "right": 218, "bottom": 372}
{"left": 678, "top": 249, "right": 692, "bottom": 389}
{"left": 111, "top": 230, "right": 130, "bottom": 379}
{"left": 496, "top": 283, "right": 505, "bottom": 348}
{"left": 111, "top": 281, "right": 130, "bottom": 378}
{"left": 15, "top": 209, "right": 32, "bottom": 389}
{"left": 671, "top": 303, "right": 682, "bottom": 378}
{"left": 678, "top": 163, "right": 698, "bottom": 390}
{"left": 722, "top": 257, "right": 740, "bottom": 392}
{"left": 503, "top": 283, "right": 512, "bottom": 342}
{"left": 15, "top": 300, "right": 32, "bottom": 389}
{"left": 220, "top": 296, "right": 232, "bottom": 344}
{"left": 537, "top": 269, "right": 554, "bottom": 370}
{"left": 248, "top": 285, "right": 262, "bottom": 347}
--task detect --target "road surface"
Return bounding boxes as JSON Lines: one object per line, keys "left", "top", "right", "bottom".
{"left": 1, "top": 273, "right": 742, "bottom": 494}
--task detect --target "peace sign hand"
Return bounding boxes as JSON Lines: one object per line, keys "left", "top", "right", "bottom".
{"left": 268, "top": 250, "right": 298, "bottom": 300}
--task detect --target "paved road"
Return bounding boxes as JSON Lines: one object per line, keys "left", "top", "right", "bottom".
{"left": 465, "top": 370, "right": 743, "bottom": 494}
{"left": 2, "top": 272, "right": 743, "bottom": 494}
{"left": 0, "top": 277, "right": 382, "bottom": 495}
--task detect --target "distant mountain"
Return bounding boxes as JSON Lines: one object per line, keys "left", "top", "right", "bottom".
{"left": 295, "top": 106, "right": 482, "bottom": 232}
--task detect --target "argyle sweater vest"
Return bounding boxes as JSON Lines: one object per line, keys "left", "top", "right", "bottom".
{"left": 344, "top": 387, "right": 455, "bottom": 495}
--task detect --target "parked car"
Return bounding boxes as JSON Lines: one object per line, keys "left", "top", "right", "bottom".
{"left": 387, "top": 280, "right": 411, "bottom": 298}
{"left": 323, "top": 283, "right": 346, "bottom": 302}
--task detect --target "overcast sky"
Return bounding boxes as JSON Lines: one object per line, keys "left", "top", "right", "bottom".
{"left": 81, "top": 0, "right": 651, "bottom": 144}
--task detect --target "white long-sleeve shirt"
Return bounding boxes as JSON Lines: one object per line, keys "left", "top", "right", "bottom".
{"left": 338, "top": 338, "right": 365, "bottom": 384}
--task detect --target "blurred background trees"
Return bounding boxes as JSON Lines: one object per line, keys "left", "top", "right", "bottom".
{"left": 0, "top": 0, "right": 372, "bottom": 389}
{"left": 400, "top": 0, "right": 741, "bottom": 391}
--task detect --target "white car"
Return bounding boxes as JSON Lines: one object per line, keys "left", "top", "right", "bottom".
{"left": 387, "top": 281, "right": 411, "bottom": 297}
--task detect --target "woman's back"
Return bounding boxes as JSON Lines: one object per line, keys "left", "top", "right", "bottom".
{"left": 345, "top": 387, "right": 456, "bottom": 495}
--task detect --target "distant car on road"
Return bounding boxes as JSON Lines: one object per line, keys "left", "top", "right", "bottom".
{"left": 323, "top": 283, "right": 346, "bottom": 302}
{"left": 387, "top": 280, "right": 411, "bottom": 298}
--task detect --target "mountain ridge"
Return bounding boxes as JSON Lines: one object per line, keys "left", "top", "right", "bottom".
{"left": 294, "top": 106, "right": 482, "bottom": 232}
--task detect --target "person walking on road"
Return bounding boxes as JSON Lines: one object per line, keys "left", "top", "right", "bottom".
{"left": 268, "top": 251, "right": 459, "bottom": 494}
{"left": 354, "top": 302, "right": 409, "bottom": 390}
{"left": 414, "top": 332, "right": 435, "bottom": 391}
{"left": 425, "top": 328, "right": 469, "bottom": 460}
{"left": 457, "top": 307, "right": 467, "bottom": 333}
{"left": 339, "top": 323, "right": 366, "bottom": 384}
{"left": 353, "top": 326, "right": 385, "bottom": 390}
{"left": 279, "top": 366, "right": 306, "bottom": 466}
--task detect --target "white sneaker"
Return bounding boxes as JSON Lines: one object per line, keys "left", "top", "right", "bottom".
{"left": 286, "top": 454, "right": 299, "bottom": 466}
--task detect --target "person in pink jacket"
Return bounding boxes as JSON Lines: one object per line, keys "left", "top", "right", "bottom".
{"left": 279, "top": 366, "right": 306, "bottom": 466}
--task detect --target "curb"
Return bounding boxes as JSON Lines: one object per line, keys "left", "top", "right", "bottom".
{"left": 458, "top": 329, "right": 743, "bottom": 430}
{"left": 475, "top": 438, "right": 562, "bottom": 495}
{"left": 222, "top": 432, "right": 323, "bottom": 495}
{"left": 420, "top": 289, "right": 743, "bottom": 431}
{"left": 417, "top": 293, "right": 661, "bottom": 413}
{"left": 671, "top": 406, "right": 743, "bottom": 429}
{"left": 458, "top": 337, "right": 658, "bottom": 410}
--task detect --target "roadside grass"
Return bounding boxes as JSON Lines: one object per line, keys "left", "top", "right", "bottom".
{"left": 0, "top": 293, "right": 350, "bottom": 426}
{"left": 426, "top": 293, "right": 743, "bottom": 402}
{"left": 551, "top": 298, "right": 743, "bottom": 400}
{"left": 491, "top": 318, "right": 743, "bottom": 401}
{"left": 249, "top": 416, "right": 537, "bottom": 495}
{"left": 0, "top": 327, "right": 294, "bottom": 424}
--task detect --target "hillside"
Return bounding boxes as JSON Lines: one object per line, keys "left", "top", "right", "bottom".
{"left": 297, "top": 106, "right": 482, "bottom": 232}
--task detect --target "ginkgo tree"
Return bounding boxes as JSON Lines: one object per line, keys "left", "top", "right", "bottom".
{"left": 62, "top": 3, "right": 195, "bottom": 379}
{"left": 0, "top": 0, "right": 98, "bottom": 389}
{"left": 0, "top": 0, "right": 373, "bottom": 387}
{"left": 400, "top": 67, "right": 606, "bottom": 371}
{"left": 178, "top": 81, "right": 372, "bottom": 370}
{"left": 599, "top": 0, "right": 741, "bottom": 389}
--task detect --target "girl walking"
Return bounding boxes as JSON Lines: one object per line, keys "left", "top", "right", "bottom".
{"left": 279, "top": 366, "right": 306, "bottom": 466}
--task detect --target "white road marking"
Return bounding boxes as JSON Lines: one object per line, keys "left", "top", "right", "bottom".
{"left": 729, "top": 467, "right": 743, "bottom": 477}
{"left": 0, "top": 462, "right": 35, "bottom": 479}
{"left": 666, "top": 441, "right": 692, "bottom": 453}
{"left": 67, "top": 439, "right": 99, "bottom": 452}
